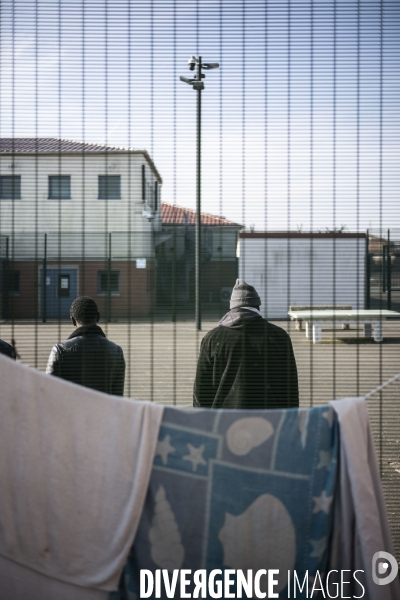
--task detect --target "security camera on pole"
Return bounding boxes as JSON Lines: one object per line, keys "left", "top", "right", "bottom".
{"left": 180, "top": 56, "right": 219, "bottom": 331}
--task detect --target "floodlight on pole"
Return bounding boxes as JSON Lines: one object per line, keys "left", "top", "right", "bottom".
{"left": 180, "top": 56, "right": 219, "bottom": 331}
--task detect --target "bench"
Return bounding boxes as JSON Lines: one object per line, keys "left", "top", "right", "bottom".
{"left": 289, "top": 305, "right": 353, "bottom": 331}
{"left": 287, "top": 309, "right": 400, "bottom": 343}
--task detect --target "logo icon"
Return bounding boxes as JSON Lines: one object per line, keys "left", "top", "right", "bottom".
{"left": 372, "top": 551, "right": 399, "bottom": 586}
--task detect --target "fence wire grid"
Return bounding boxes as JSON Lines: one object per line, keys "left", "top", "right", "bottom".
{"left": 0, "top": 0, "right": 399, "bottom": 560}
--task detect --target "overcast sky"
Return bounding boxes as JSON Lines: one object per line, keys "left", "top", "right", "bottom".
{"left": 1, "top": 0, "right": 399, "bottom": 232}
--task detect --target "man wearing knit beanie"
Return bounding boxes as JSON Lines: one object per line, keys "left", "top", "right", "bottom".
{"left": 229, "top": 279, "right": 261, "bottom": 310}
{"left": 193, "top": 279, "right": 299, "bottom": 409}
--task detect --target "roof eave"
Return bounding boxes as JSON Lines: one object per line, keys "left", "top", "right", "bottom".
{"left": 0, "top": 147, "right": 162, "bottom": 184}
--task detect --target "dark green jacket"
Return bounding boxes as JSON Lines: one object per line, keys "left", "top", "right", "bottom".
{"left": 193, "top": 308, "right": 299, "bottom": 409}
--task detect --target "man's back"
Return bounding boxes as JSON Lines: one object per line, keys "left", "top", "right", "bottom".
{"left": 46, "top": 325, "right": 125, "bottom": 396}
{"left": 193, "top": 308, "right": 299, "bottom": 409}
{"left": 0, "top": 339, "right": 15, "bottom": 359}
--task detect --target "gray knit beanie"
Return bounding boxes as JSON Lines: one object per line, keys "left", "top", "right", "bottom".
{"left": 230, "top": 279, "right": 261, "bottom": 309}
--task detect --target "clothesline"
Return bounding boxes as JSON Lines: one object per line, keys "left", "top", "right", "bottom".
{"left": 364, "top": 370, "right": 400, "bottom": 399}
{"left": 179, "top": 370, "right": 400, "bottom": 407}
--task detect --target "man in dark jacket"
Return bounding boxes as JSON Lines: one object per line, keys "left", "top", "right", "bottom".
{"left": 46, "top": 296, "right": 125, "bottom": 396}
{"left": 0, "top": 339, "right": 16, "bottom": 359}
{"left": 193, "top": 280, "right": 299, "bottom": 409}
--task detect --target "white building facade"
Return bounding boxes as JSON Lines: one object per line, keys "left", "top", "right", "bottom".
{"left": 0, "top": 138, "right": 162, "bottom": 319}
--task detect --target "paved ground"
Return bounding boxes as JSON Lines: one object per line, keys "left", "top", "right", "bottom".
{"left": 1, "top": 318, "right": 399, "bottom": 559}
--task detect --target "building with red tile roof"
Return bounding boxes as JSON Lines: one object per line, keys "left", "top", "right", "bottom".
{"left": 161, "top": 203, "right": 240, "bottom": 227}
{"left": 157, "top": 204, "right": 242, "bottom": 310}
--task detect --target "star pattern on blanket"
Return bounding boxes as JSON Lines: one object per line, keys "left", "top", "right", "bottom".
{"left": 312, "top": 491, "right": 333, "bottom": 514}
{"left": 317, "top": 449, "right": 332, "bottom": 470}
{"left": 155, "top": 435, "right": 175, "bottom": 466}
{"left": 183, "top": 443, "right": 207, "bottom": 472}
{"left": 122, "top": 405, "right": 340, "bottom": 600}
{"left": 322, "top": 409, "right": 334, "bottom": 428}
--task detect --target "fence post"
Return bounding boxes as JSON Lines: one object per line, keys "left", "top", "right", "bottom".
{"left": 365, "top": 230, "right": 370, "bottom": 309}
{"left": 2, "top": 237, "right": 10, "bottom": 320}
{"left": 107, "top": 233, "right": 112, "bottom": 323}
{"left": 172, "top": 228, "right": 177, "bottom": 323}
{"left": 382, "top": 244, "right": 386, "bottom": 293}
{"left": 42, "top": 233, "right": 47, "bottom": 323}
{"left": 387, "top": 229, "right": 391, "bottom": 310}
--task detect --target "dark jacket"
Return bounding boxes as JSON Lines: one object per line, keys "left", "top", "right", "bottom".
{"left": 0, "top": 339, "right": 16, "bottom": 359}
{"left": 193, "top": 308, "right": 299, "bottom": 409}
{"left": 46, "top": 325, "right": 125, "bottom": 396}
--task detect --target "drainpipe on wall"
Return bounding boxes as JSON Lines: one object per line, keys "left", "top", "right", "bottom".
{"left": 365, "top": 230, "right": 370, "bottom": 310}
{"left": 107, "top": 233, "right": 112, "bottom": 323}
{"left": 387, "top": 229, "right": 391, "bottom": 310}
{"left": 2, "top": 237, "right": 10, "bottom": 320}
{"left": 42, "top": 233, "right": 47, "bottom": 323}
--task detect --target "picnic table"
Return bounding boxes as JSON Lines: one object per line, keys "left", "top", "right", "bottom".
{"left": 287, "top": 309, "right": 400, "bottom": 343}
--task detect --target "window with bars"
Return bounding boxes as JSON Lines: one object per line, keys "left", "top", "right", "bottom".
{"left": 97, "top": 271, "right": 120, "bottom": 295}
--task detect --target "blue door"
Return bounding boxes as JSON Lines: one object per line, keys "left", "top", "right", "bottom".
{"left": 40, "top": 268, "right": 78, "bottom": 319}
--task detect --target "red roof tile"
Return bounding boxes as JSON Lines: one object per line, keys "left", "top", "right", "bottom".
{"left": 161, "top": 203, "right": 241, "bottom": 227}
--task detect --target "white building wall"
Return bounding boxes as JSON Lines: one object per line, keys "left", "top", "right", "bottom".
{"left": 239, "top": 236, "right": 365, "bottom": 319}
{"left": 0, "top": 152, "right": 160, "bottom": 259}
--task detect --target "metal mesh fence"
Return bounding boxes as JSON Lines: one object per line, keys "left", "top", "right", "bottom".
{"left": 0, "top": 0, "right": 399, "bottom": 564}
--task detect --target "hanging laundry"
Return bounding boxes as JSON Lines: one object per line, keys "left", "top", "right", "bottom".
{"left": 329, "top": 397, "right": 400, "bottom": 600}
{"left": 0, "top": 354, "right": 164, "bottom": 600}
{"left": 115, "top": 404, "right": 339, "bottom": 599}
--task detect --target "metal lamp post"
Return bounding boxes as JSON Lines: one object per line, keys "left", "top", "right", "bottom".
{"left": 180, "top": 56, "right": 219, "bottom": 331}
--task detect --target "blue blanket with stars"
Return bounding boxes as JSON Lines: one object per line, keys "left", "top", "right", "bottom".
{"left": 112, "top": 405, "right": 338, "bottom": 599}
